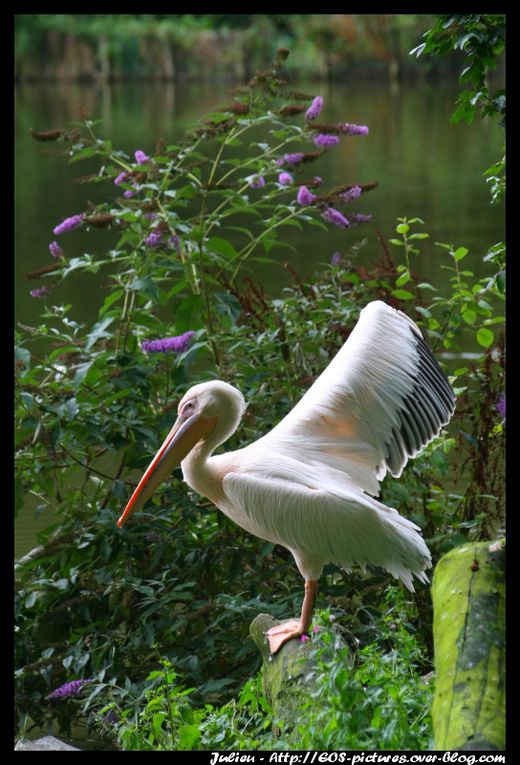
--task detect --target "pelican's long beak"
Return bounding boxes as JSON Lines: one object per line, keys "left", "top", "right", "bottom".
{"left": 117, "top": 412, "right": 216, "bottom": 528}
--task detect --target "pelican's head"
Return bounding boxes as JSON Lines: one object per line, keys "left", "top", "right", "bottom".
{"left": 116, "top": 380, "right": 245, "bottom": 528}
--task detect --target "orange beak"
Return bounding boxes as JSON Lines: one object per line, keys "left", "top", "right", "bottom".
{"left": 117, "top": 411, "right": 216, "bottom": 528}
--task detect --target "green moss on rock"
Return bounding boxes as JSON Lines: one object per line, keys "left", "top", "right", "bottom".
{"left": 432, "top": 540, "right": 505, "bottom": 750}
{"left": 249, "top": 614, "right": 317, "bottom": 726}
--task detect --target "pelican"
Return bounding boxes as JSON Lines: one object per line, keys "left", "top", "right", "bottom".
{"left": 117, "top": 301, "right": 456, "bottom": 653}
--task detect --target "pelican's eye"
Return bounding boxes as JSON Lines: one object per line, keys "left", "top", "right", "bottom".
{"left": 180, "top": 399, "right": 196, "bottom": 417}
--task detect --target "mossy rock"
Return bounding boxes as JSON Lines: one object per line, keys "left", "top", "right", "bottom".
{"left": 250, "top": 614, "right": 318, "bottom": 726}
{"left": 431, "top": 540, "right": 505, "bottom": 750}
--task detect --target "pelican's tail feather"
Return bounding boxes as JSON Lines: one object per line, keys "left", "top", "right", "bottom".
{"left": 337, "top": 493, "right": 432, "bottom": 592}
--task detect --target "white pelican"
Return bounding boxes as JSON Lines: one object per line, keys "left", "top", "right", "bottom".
{"left": 117, "top": 301, "right": 456, "bottom": 653}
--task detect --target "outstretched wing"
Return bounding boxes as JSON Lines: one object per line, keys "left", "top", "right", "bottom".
{"left": 222, "top": 470, "right": 431, "bottom": 591}
{"left": 250, "top": 300, "right": 456, "bottom": 496}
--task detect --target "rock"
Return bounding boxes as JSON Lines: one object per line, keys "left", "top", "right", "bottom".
{"left": 250, "top": 613, "right": 348, "bottom": 729}
{"left": 15, "top": 735, "right": 81, "bottom": 751}
{"left": 250, "top": 614, "right": 315, "bottom": 727}
{"left": 431, "top": 540, "right": 505, "bottom": 750}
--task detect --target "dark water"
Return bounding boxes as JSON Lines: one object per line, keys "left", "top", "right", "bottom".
{"left": 15, "top": 78, "right": 504, "bottom": 557}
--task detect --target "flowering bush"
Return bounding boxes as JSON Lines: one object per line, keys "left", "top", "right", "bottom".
{"left": 15, "top": 49, "right": 377, "bottom": 739}
{"left": 23, "top": 50, "right": 372, "bottom": 365}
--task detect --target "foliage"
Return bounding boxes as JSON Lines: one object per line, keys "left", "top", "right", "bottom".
{"left": 411, "top": 14, "right": 505, "bottom": 126}
{"left": 88, "top": 656, "right": 272, "bottom": 750}
{"left": 15, "top": 48, "right": 504, "bottom": 748}
{"left": 411, "top": 14, "right": 506, "bottom": 264}
{"left": 83, "top": 601, "right": 432, "bottom": 750}
{"left": 284, "top": 598, "right": 433, "bottom": 750}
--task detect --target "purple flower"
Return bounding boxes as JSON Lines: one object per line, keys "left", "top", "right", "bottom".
{"left": 135, "top": 150, "right": 149, "bottom": 165}
{"left": 312, "top": 176, "right": 323, "bottom": 186}
{"left": 114, "top": 171, "right": 129, "bottom": 186}
{"left": 331, "top": 251, "right": 342, "bottom": 265}
{"left": 305, "top": 96, "right": 323, "bottom": 121}
{"left": 313, "top": 134, "right": 340, "bottom": 148}
{"left": 143, "top": 213, "right": 157, "bottom": 220}
{"left": 47, "top": 679, "right": 92, "bottom": 700}
{"left": 249, "top": 176, "right": 265, "bottom": 189}
{"left": 329, "top": 614, "right": 336, "bottom": 623}
{"left": 49, "top": 241, "right": 64, "bottom": 259}
{"left": 169, "top": 235, "right": 181, "bottom": 254}
{"left": 340, "top": 186, "right": 362, "bottom": 203}
{"left": 340, "top": 123, "right": 369, "bottom": 136}
{"left": 53, "top": 213, "right": 84, "bottom": 236}
{"left": 141, "top": 331, "right": 196, "bottom": 354}
{"left": 324, "top": 207, "right": 350, "bottom": 228}
{"left": 297, "top": 186, "right": 316, "bottom": 206}
{"left": 276, "top": 152, "right": 305, "bottom": 166}
{"left": 350, "top": 213, "right": 372, "bottom": 224}
{"left": 144, "top": 229, "right": 164, "bottom": 248}
{"left": 30, "top": 286, "right": 51, "bottom": 298}
{"left": 313, "top": 625, "right": 319, "bottom": 634}
{"left": 116, "top": 172, "right": 139, "bottom": 198}
{"left": 300, "top": 634, "right": 309, "bottom": 643}
{"left": 278, "top": 172, "right": 293, "bottom": 186}
{"left": 496, "top": 393, "right": 505, "bottom": 419}
{"left": 103, "top": 709, "right": 118, "bottom": 726}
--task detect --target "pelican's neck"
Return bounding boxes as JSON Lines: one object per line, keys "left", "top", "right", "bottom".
{"left": 182, "top": 437, "right": 215, "bottom": 473}
{"left": 180, "top": 414, "right": 241, "bottom": 505}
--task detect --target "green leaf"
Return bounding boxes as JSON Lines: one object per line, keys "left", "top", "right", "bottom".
{"left": 395, "top": 223, "right": 409, "bottom": 235}
{"left": 130, "top": 276, "right": 161, "bottom": 300}
{"left": 73, "top": 362, "right": 93, "bottom": 388}
{"left": 476, "top": 327, "right": 494, "bottom": 348}
{"left": 85, "top": 317, "right": 114, "bottom": 351}
{"left": 395, "top": 270, "right": 410, "bottom": 287}
{"left": 178, "top": 724, "right": 201, "bottom": 750}
{"left": 102, "top": 387, "right": 134, "bottom": 406}
{"left": 65, "top": 397, "right": 79, "bottom": 419}
{"left": 99, "top": 289, "right": 124, "bottom": 317}
{"left": 175, "top": 294, "right": 206, "bottom": 332}
{"left": 208, "top": 237, "right": 239, "bottom": 260}
{"left": 410, "top": 42, "right": 426, "bottom": 58}
{"left": 453, "top": 246, "right": 469, "bottom": 261}
{"left": 391, "top": 289, "right": 415, "bottom": 300}
{"left": 15, "top": 346, "right": 31, "bottom": 371}
{"left": 69, "top": 144, "right": 99, "bottom": 163}
{"left": 462, "top": 309, "right": 477, "bottom": 325}
{"left": 166, "top": 280, "right": 189, "bottom": 299}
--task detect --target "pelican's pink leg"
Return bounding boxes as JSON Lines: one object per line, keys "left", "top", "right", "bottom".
{"left": 265, "top": 580, "right": 318, "bottom": 654}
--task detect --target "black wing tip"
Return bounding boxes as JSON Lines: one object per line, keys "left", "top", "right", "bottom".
{"left": 384, "top": 326, "right": 457, "bottom": 475}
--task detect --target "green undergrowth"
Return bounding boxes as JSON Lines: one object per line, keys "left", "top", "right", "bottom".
{"left": 88, "top": 599, "right": 433, "bottom": 750}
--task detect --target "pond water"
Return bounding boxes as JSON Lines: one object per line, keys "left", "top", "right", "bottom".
{"left": 15, "top": 77, "right": 504, "bottom": 557}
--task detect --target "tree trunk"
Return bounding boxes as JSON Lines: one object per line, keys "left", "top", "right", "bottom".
{"left": 431, "top": 540, "right": 505, "bottom": 750}
{"left": 98, "top": 34, "right": 110, "bottom": 82}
